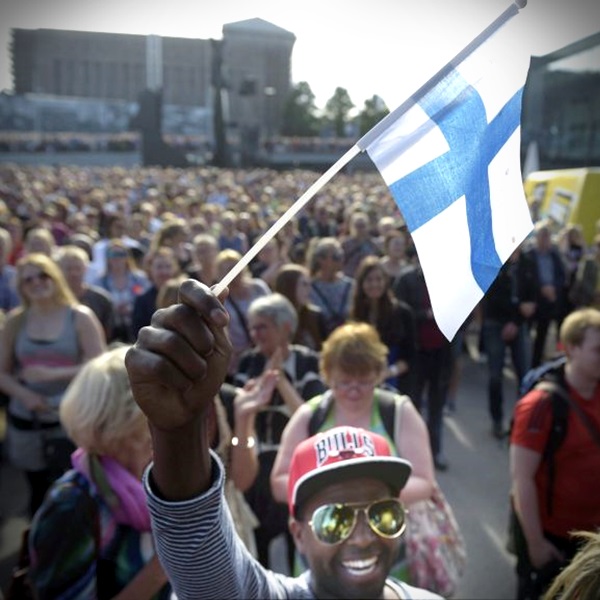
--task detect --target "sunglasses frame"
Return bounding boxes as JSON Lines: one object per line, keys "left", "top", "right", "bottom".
{"left": 308, "top": 498, "right": 406, "bottom": 546}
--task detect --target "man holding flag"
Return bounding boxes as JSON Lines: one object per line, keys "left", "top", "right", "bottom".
{"left": 127, "top": 2, "right": 536, "bottom": 597}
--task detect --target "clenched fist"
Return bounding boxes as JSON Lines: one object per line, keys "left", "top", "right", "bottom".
{"left": 125, "top": 280, "right": 231, "bottom": 432}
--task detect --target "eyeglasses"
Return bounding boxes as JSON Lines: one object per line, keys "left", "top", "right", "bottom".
{"left": 21, "top": 272, "right": 51, "bottom": 286}
{"left": 332, "top": 379, "right": 377, "bottom": 392}
{"left": 308, "top": 498, "right": 406, "bottom": 545}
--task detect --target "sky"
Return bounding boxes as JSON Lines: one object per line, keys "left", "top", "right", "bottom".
{"left": 0, "top": 0, "right": 598, "bottom": 111}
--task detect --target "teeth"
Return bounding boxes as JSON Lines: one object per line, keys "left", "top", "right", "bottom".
{"left": 342, "top": 556, "right": 377, "bottom": 575}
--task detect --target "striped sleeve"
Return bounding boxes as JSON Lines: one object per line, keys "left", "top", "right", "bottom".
{"left": 144, "top": 452, "right": 308, "bottom": 600}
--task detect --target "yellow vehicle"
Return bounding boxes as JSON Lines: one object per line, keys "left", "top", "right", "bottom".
{"left": 524, "top": 167, "right": 600, "bottom": 244}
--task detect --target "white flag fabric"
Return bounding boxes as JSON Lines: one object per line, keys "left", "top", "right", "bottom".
{"left": 360, "top": 18, "right": 533, "bottom": 341}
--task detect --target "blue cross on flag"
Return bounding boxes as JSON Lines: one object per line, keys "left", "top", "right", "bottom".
{"left": 360, "top": 17, "right": 533, "bottom": 340}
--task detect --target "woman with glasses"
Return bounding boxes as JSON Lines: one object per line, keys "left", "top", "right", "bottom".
{"left": 0, "top": 253, "right": 106, "bottom": 516}
{"left": 93, "top": 239, "right": 150, "bottom": 343}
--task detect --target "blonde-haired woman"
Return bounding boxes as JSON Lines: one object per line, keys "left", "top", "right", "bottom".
{"left": 27, "top": 345, "right": 171, "bottom": 599}
{"left": 0, "top": 253, "right": 106, "bottom": 515}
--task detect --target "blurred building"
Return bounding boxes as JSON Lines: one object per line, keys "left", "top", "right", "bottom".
{"left": 7, "top": 18, "right": 296, "bottom": 159}
{"left": 522, "top": 31, "right": 600, "bottom": 170}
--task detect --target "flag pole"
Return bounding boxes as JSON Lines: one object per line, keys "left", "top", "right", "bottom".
{"left": 213, "top": 0, "right": 527, "bottom": 296}
{"left": 357, "top": 0, "right": 527, "bottom": 150}
{"left": 212, "top": 144, "right": 361, "bottom": 295}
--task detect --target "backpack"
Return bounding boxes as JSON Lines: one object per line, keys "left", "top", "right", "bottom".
{"left": 308, "top": 387, "right": 403, "bottom": 441}
{"left": 514, "top": 354, "right": 569, "bottom": 516}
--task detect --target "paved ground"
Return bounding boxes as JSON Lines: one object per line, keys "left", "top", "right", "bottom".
{"left": 0, "top": 346, "right": 522, "bottom": 599}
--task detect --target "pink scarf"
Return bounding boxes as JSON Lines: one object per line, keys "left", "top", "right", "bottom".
{"left": 71, "top": 448, "right": 151, "bottom": 532}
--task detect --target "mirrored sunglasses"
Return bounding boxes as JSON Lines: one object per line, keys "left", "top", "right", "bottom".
{"left": 309, "top": 498, "right": 406, "bottom": 545}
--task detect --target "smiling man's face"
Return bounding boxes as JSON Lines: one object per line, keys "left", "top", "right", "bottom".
{"left": 290, "top": 477, "right": 401, "bottom": 600}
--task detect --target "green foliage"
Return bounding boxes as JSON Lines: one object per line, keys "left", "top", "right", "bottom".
{"left": 324, "top": 87, "right": 355, "bottom": 137}
{"left": 281, "top": 81, "right": 321, "bottom": 137}
{"left": 358, "top": 95, "right": 390, "bottom": 136}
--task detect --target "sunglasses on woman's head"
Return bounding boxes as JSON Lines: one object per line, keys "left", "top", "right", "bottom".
{"left": 308, "top": 498, "right": 406, "bottom": 545}
{"left": 107, "top": 249, "right": 128, "bottom": 259}
{"left": 22, "top": 272, "right": 51, "bottom": 286}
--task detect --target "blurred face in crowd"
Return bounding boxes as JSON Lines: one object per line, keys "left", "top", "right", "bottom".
{"left": 25, "top": 232, "right": 53, "bottom": 257}
{"left": 361, "top": 266, "right": 387, "bottom": 302}
{"left": 536, "top": 227, "right": 552, "bottom": 252}
{"left": 249, "top": 314, "right": 289, "bottom": 357}
{"left": 106, "top": 245, "right": 130, "bottom": 272}
{"left": 351, "top": 216, "right": 370, "bottom": 240}
{"left": 59, "top": 254, "right": 86, "bottom": 291}
{"left": 386, "top": 235, "right": 406, "bottom": 260}
{"left": 150, "top": 254, "right": 178, "bottom": 288}
{"left": 194, "top": 239, "right": 218, "bottom": 267}
{"left": 19, "top": 263, "right": 55, "bottom": 303}
{"left": 319, "top": 246, "right": 343, "bottom": 276}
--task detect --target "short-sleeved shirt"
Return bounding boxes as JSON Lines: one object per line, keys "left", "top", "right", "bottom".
{"left": 510, "top": 385, "right": 600, "bottom": 538}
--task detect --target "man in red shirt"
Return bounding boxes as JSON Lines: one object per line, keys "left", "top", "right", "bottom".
{"left": 510, "top": 307, "right": 600, "bottom": 599}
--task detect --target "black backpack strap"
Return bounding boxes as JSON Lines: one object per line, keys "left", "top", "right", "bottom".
{"left": 308, "top": 391, "right": 334, "bottom": 436}
{"left": 535, "top": 380, "right": 569, "bottom": 516}
{"left": 375, "top": 389, "right": 398, "bottom": 442}
{"left": 308, "top": 388, "right": 408, "bottom": 446}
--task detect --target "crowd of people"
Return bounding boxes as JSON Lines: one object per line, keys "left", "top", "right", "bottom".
{"left": 0, "top": 160, "right": 598, "bottom": 599}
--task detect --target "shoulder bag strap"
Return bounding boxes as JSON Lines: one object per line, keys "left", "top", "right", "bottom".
{"left": 311, "top": 282, "right": 347, "bottom": 321}
{"left": 227, "top": 297, "right": 252, "bottom": 343}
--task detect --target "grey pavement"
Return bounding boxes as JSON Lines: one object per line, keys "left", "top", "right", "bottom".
{"left": 0, "top": 348, "right": 520, "bottom": 599}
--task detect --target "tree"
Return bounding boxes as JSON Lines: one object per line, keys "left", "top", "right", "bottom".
{"left": 324, "top": 87, "right": 354, "bottom": 137}
{"left": 358, "top": 95, "right": 389, "bottom": 136}
{"left": 281, "top": 81, "right": 320, "bottom": 137}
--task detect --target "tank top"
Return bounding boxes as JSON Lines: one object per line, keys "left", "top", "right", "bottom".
{"left": 10, "top": 307, "right": 80, "bottom": 423}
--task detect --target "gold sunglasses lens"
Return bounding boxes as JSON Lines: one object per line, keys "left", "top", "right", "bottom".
{"left": 368, "top": 499, "right": 405, "bottom": 537}
{"left": 312, "top": 504, "right": 355, "bottom": 544}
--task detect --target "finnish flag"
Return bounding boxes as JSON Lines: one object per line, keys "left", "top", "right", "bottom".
{"left": 359, "top": 18, "right": 533, "bottom": 341}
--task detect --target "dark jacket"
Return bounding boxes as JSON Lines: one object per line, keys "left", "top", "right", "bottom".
{"left": 482, "top": 253, "right": 538, "bottom": 324}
